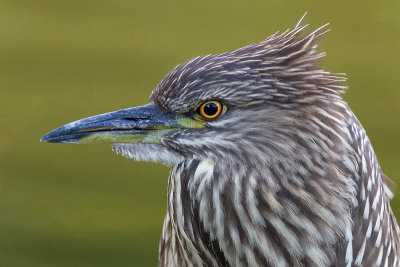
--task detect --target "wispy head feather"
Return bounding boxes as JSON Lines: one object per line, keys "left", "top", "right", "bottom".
{"left": 150, "top": 17, "right": 346, "bottom": 113}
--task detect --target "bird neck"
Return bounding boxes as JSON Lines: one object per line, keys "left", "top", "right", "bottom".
{"left": 161, "top": 154, "right": 358, "bottom": 266}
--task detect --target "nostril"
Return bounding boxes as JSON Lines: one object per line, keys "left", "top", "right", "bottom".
{"left": 123, "top": 117, "right": 148, "bottom": 121}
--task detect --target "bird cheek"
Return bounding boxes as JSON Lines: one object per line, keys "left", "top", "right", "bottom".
{"left": 177, "top": 117, "right": 205, "bottom": 129}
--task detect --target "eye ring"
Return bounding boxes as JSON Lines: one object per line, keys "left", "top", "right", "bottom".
{"left": 199, "top": 100, "right": 222, "bottom": 119}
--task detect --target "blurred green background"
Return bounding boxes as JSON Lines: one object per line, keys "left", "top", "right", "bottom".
{"left": 0, "top": 0, "right": 399, "bottom": 266}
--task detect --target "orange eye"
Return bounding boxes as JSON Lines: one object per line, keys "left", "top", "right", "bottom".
{"left": 199, "top": 100, "right": 222, "bottom": 119}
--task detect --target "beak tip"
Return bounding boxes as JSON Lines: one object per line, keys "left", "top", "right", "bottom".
{"left": 41, "top": 128, "right": 83, "bottom": 144}
{"left": 41, "top": 129, "right": 63, "bottom": 143}
{"left": 40, "top": 134, "right": 52, "bottom": 143}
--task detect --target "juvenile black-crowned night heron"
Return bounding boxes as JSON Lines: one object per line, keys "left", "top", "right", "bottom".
{"left": 42, "top": 17, "right": 400, "bottom": 266}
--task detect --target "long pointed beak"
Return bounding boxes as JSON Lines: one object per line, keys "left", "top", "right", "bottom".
{"left": 41, "top": 104, "right": 185, "bottom": 144}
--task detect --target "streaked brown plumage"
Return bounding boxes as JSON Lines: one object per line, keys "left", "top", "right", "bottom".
{"left": 153, "top": 19, "right": 400, "bottom": 266}
{"left": 42, "top": 16, "right": 400, "bottom": 266}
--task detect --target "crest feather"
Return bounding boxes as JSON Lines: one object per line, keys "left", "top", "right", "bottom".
{"left": 150, "top": 15, "right": 347, "bottom": 112}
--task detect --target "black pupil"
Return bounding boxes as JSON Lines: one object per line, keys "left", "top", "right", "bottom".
{"left": 203, "top": 102, "right": 219, "bottom": 116}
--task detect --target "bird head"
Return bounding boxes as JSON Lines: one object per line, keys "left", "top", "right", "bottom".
{"left": 41, "top": 20, "right": 347, "bottom": 170}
